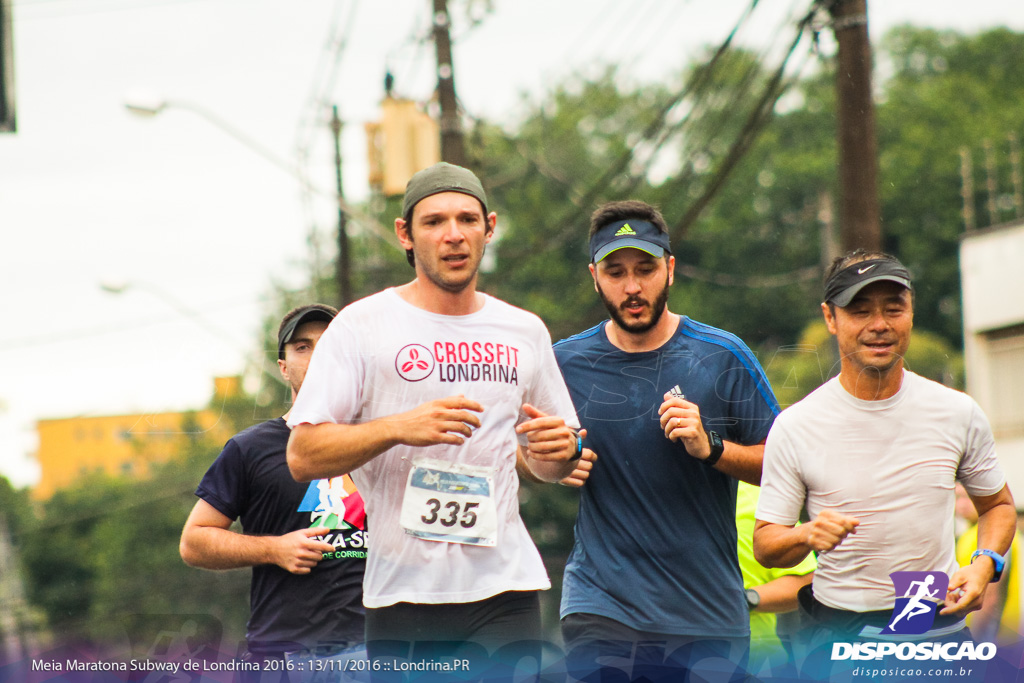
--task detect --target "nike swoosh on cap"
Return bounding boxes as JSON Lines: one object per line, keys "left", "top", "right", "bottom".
{"left": 857, "top": 265, "right": 877, "bottom": 274}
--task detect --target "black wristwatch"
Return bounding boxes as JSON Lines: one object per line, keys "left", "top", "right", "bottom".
{"left": 745, "top": 588, "right": 760, "bottom": 611}
{"left": 703, "top": 430, "right": 724, "bottom": 467}
{"left": 568, "top": 430, "right": 583, "bottom": 462}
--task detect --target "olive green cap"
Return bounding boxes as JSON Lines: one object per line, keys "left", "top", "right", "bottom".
{"left": 402, "top": 162, "right": 488, "bottom": 218}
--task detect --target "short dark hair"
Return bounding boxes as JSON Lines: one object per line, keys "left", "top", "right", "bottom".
{"left": 589, "top": 200, "right": 669, "bottom": 240}
{"left": 824, "top": 248, "right": 895, "bottom": 283}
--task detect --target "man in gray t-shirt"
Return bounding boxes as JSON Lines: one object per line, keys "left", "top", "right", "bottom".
{"left": 754, "top": 249, "right": 1015, "bottom": 642}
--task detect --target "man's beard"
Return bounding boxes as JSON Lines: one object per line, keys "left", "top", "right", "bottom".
{"left": 596, "top": 272, "right": 670, "bottom": 335}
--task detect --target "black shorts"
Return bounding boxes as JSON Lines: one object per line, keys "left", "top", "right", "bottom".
{"left": 365, "top": 591, "right": 543, "bottom": 682}
{"left": 365, "top": 589, "right": 541, "bottom": 646}
{"left": 561, "top": 612, "right": 750, "bottom": 683}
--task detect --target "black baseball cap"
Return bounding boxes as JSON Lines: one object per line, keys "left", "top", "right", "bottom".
{"left": 277, "top": 304, "right": 337, "bottom": 359}
{"left": 823, "top": 258, "right": 913, "bottom": 307}
{"left": 589, "top": 219, "right": 672, "bottom": 264}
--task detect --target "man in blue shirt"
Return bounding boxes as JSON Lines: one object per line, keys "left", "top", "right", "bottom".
{"left": 554, "top": 200, "right": 779, "bottom": 679}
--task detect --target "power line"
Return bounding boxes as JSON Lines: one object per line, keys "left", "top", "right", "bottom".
{"left": 12, "top": 0, "right": 213, "bottom": 20}
{"left": 293, "top": 0, "right": 360, "bottom": 288}
{"left": 624, "top": 0, "right": 811, "bottom": 205}
{"left": 672, "top": 0, "right": 824, "bottom": 239}
{"left": 674, "top": 262, "right": 820, "bottom": 288}
{"left": 511, "top": 0, "right": 763, "bottom": 259}
{"left": 0, "top": 296, "right": 261, "bottom": 351}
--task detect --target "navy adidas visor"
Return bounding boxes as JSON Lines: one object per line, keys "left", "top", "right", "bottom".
{"left": 590, "top": 220, "right": 672, "bottom": 264}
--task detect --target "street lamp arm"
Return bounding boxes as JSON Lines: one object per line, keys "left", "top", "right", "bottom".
{"left": 100, "top": 279, "right": 286, "bottom": 387}
{"left": 123, "top": 96, "right": 399, "bottom": 250}
{"left": 166, "top": 100, "right": 304, "bottom": 188}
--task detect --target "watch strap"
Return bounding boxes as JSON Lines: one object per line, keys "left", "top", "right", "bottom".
{"left": 971, "top": 548, "right": 1006, "bottom": 582}
{"left": 745, "top": 588, "right": 760, "bottom": 611}
{"left": 703, "top": 430, "right": 724, "bottom": 467}
{"left": 568, "top": 431, "right": 583, "bottom": 462}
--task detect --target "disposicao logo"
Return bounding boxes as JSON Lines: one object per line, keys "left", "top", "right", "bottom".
{"left": 830, "top": 570, "right": 997, "bottom": 663}
{"left": 883, "top": 571, "right": 947, "bottom": 635}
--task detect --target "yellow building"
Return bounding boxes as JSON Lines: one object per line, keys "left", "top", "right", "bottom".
{"left": 33, "top": 377, "right": 240, "bottom": 500}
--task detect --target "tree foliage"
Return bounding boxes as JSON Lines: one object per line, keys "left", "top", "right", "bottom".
{"left": 878, "top": 26, "right": 1024, "bottom": 345}
{"left": 17, "top": 411, "right": 251, "bottom": 655}
{"left": 762, "top": 318, "right": 964, "bottom": 410}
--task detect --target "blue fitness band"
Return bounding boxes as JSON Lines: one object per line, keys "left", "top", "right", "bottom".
{"left": 569, "top": 432, "right": 583, "bottom": 461}
{"left": 971, "top": 549, "right": 1005, "bottom": 583}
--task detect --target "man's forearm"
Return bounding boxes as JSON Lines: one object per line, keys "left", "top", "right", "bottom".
{"left": 752, "top": 572, "right": 814, "bottom": 613}
{"left": 522, "top": 454, "right": 577, "bottom": 483}
{"left": 971, "top": 485, "right": 1017, "bottom": 581}
{"left": 180, "top": 526, "right": 276, "bottom": 570}
{"left": 753, "top": 521, "right": 812, "bottom": 569}
{"left": 287, "top": 421, "right": 399, "bottom": 482}
{"left": 712, "top": 442, "right": 763, "bottom": 485}
{"left": 976, "top": 500, "right": 1016, "bottom": 558}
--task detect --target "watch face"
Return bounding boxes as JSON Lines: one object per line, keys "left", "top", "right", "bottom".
{"left": 745, "top": 588, "right": 760, "bottom": 610}
{"left": 710, "top": 431, "right": 723, "bottom": 448}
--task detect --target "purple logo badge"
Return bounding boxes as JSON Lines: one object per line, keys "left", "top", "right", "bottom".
{"left": 882, "top": 571, "right": 948, "bottom": 635}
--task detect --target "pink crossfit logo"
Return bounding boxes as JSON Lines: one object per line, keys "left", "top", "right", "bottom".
{"left": 395, "top": 344, "right": 435, "bottom": 382}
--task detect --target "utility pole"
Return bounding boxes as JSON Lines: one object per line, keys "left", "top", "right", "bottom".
{"left": 431, "top": 0, "right": 466, "bottom": 166}
{"left": 331, "top": 104, "right": 352, "bottom": 308}
{"left": 983, "top": 138, "right": 999, "bottom": 227}
{"left": 1010, "top": 132, "right": 1024, "bottom": 219}
{"left": 818, "top": 191, "right": 840, "bottom": 268}
{"left": 0, "top": 0, "right": 15, "bottom": 132}
{"left": 0, "top": 513, "right": 27, "bottom": 663}
{"left": 831, "top": 0, "right": 881, "bottom": 252}
{"left": 960, "top": 146, "right": 976, "bottom": 232}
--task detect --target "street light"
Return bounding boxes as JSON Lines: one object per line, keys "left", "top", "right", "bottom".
{"left": 99, "top": 279, "right": 286, "bottom": 387}
{"left": 124, "top": 95, "right": 310, "bottom": 186}
{"left": 122, "top": 93, "right": 399, "bottom": 256}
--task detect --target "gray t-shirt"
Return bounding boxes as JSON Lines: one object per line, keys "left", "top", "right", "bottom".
{"left": 757, "top": 370, "right": 1006, "bottom": 612}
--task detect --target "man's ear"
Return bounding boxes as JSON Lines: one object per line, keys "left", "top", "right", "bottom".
{"left": 485, "top": 212, "right": 497, "bottom": 242}
{"left": 589, "top": 263, "right": 599, "bottom": 293}
{"left": 821, "top": 302, "right": 838, "bottom": 335}
{"left": 395, "top": 218, "right": 413, "bottom": 250}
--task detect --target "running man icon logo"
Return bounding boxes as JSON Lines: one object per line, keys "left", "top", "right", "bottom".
{"left": 882, "top": 571, "right": 949, "bottom": 635}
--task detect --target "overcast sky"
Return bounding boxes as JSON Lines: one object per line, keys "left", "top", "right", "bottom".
{"left": 2, "top": 0, "right": 1023, "bottom": 488}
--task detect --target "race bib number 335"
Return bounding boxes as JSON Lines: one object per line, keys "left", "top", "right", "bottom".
{"left": 399, "top": 458, "right": 498, "bottom": 546}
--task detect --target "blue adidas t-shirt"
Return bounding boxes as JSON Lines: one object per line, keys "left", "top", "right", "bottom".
{"left": 554, "top": 317, "right": 779, "bottom": 637}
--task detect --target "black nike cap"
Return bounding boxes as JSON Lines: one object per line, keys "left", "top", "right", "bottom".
{"left": 823, "top": 258, "right": 913, "bottom": 307}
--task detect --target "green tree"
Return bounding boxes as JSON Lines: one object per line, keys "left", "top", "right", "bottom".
{"left": 467, "top": 68, "right": 673, "bottom": 341}
{"left": 763, "top": 318, "right": 965, "bottom": 409}
{"left": 878, "top": 26, "right": 1024, "bottom": 346}
{"left": 19, "top": 412, "right": 253, "bottom": 654}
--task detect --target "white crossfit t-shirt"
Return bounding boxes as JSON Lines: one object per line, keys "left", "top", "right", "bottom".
{"left": 757, "top": 370, "right": 1006, "bottom": 612}
{"left": 288, "top": 288, "right": 579, "bottom": 608}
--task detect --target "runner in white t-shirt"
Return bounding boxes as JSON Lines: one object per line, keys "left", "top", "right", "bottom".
{"left": 754, "top": 249, "right": 1015, "bottom": 645}
{"left": 286, "top": 163, "right": 583, "bottom": 665}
